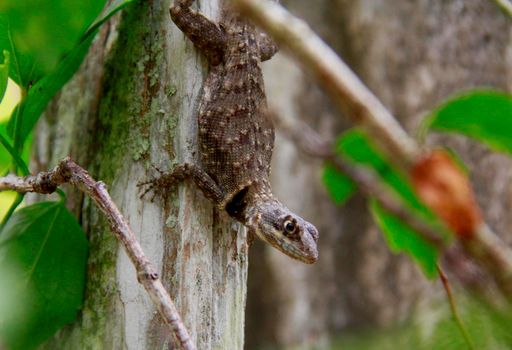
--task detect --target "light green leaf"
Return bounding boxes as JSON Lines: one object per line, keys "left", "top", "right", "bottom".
{"left": 0, "top": 1, "right": 106, "bottom": 86}
{"left": 9, "top": 35, "right": 94, "bottom": 146}
{"left": 0, "top": 15, "right": 39, "bottom": 88}
{"left": 370, "top": 201, "right": 438, "bottom": 278}
{"left": 330, "top": 129, "right": 447, "bottom": 278}
{"left": 86, "top": 0, "right": 137, "bottom": 38}
{"left": 335, "top": 129, "right": 432, "bottom": 214}
{"left": 426, "top": 90, "right": 512, "bottom": 155}
{"left": 322, "top": 163, "right": 357, "bottom": 205}
{"left": 0, "top": 120, "right": 29, "bottom": 175}
{"left": 0, "top": 201, "right": 88, "bottom": 349}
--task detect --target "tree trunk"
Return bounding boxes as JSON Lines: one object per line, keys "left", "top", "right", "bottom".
{"left": 246, "top": 0, "right": 512, "bottom": 349}
{"left": 36, "top": 1, "right": 248, "bottom": 349}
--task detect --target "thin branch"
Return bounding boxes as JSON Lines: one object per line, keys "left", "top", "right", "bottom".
{"left": 0, "top": 157, "right": 196, "bottom": 350}
{"left": 438, "top": 266, "right": 475, "bottom": 350}
{"left": 232, "top": 0, "right": 420, "bottom": 171}
{"left": 234, "top": 0, "right": 512, "bottom": 296}
{"left": 463, "top": 224, "right": 512, "bottom": 295}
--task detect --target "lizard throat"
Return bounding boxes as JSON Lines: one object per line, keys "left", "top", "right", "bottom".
{"left": 225, "top": 186, "right": 250, "bottom": 222}
{"left": 225, "top": 182, "right": 273, "bottom": 225}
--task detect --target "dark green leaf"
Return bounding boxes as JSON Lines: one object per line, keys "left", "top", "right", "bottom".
{"left": 0, "top": 50, "right": 8, "bottom": 102}
{"left": 370, "top": 201, "right": 438, "bottom": 278}
{"left": 0, "top": 201, "right": 88, "bottom": 349}
{"left": 322, "top": 163, "right": 357, "bottom": 205}
{"left": 426, "top": 90, "right": 512, "bottom": 155}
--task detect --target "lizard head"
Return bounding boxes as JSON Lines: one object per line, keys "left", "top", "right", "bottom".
{"left": 247, "top": 200, "right": 319, "bottom": 264}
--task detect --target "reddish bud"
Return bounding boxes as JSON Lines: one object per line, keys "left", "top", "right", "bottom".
{"left": 410, "top": 150, "right": 482, "bottom": 238}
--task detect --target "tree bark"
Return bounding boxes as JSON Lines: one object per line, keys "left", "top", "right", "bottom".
{"left": 36, "top": 1, "right": 248, "bottom": 349}
{"left": 246, "top": 0, "right": 512, "bottom": 349}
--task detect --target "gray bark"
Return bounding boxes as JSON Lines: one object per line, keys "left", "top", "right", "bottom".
{"left": 246, "top": 0, "right": 512, "bottom": 349}
{"left": 37, "top": 1, "right": 247, "bottom": 349}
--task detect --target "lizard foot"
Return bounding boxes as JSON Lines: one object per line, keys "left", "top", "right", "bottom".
{"left": 137, "top": 164, "right": 179, "bottom": 201}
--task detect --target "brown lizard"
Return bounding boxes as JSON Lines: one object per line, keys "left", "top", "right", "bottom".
{"left": 141, "top": 0, "right": 318, "bottom": 264}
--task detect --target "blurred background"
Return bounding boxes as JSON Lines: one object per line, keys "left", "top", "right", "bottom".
{"left": 2, "top": 0, "right": 512, "bottom": 349}
{"left": 244, "top": 0, "right": 512, "bottom": 349}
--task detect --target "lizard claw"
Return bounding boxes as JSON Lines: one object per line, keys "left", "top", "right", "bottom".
{"left": 137, "top": 165, "right": 165, "bottom": 201}
{"left": 137, "top": 179, "right": 158, "bottom": 201}
{"left": 151, "top": 164, "right": 165, "bottom": 175}
{"left": 138, "top": 165, "right": 181, "bottom": 201}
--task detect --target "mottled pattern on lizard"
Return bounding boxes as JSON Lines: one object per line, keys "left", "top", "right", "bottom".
{"left": 142, "top": 0, "right": 318, "bottom": 263}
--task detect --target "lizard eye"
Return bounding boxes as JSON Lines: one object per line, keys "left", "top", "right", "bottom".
{"left": 283, "top": 220, "right": 296, "bottom": 234}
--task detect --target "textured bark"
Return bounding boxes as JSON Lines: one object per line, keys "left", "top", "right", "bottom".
{"left": 36, "top": 1, "right": 248, "bottom": 349}
{"left": 246, "top": 0, "right": 512, "bottom": 349}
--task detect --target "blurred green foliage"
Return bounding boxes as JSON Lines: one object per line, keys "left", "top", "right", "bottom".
{"left": 370, "top": 200, "right": 438, "bottom": 278}
{"left": 322, "top": 129, "right": 446, "bottom": 278}
{"left": 334, "top": 295, "right": 512, "bottom": 350}
{"left": 322, "top": 163, "right": 356, "bottom": 205}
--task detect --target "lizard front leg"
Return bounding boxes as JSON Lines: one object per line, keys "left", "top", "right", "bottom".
{"left": 170, "top": 0, "right": 227, "bottom": 65}
{"left": 139, "top": 163, "right": 226, "bottom": 206}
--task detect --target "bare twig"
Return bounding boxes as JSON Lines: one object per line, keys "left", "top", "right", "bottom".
{"left": 235, "top": 0, "right": 512, "bottom": 296}
{"left": 0, "top": 157, "right": 196, "bottom": 350}
{"left": 438, "top": 266, "right": 475, "bottom": 350}
{"left": 232, "top": 0, "right": 420, "bottom": 171}
{"left": 463, "top": 224, "right": 512, "bottom": 295}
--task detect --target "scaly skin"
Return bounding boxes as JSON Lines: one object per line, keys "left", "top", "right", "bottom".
{"left": 142, "top": 0, "right": 318, "bottom": 263}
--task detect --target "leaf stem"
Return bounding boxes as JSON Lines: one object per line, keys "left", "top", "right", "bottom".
{"left": 437, "top": 265, "right": 475, "bottom": 350}
{"left": 0, "top": 132, "right": 29, "bottom": 176}
{"left": 0, "top": 193, "right": 24, "bottom": 232}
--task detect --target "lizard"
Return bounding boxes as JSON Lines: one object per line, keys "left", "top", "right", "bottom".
{"left": 141, "top": 0, "right": 318, "bottom": 264}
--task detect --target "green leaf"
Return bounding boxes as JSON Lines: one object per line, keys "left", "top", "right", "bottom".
{"left": 85, "top": 0, "right": 138, "bottom": 38}
{"left": 322, "top": 163, "right": 357, "bottom": 205}
{"left": 0, "top": 1, "right": 106, "bottom": 86}
{"left": 331, "top": 129, "right": 445, "bottom": 278}
{"left": 0, "top": 121, "right": 29, "bottom": 175}
{"left": 0, "top": 50, "right": 8, "bottom": 102}
{"left": 426, "top": 90, "right": 512, "bottom": 155}
{"left": 336, "top": 129, "right": 436, "bottom": 215}
{"left": 5, "top": 0, "right": 137, "bottom": 147}
{"left": 9, "top": 35, "right": 94, "bottom": 146}
{"left": 0, "top": 201, "right": 88, "bottom": 349}
{"left": 0, "top": 15, "right": 39, "bottom": 88}
{"left": 370, "top": 201, "right": 438, "bottom": 278}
